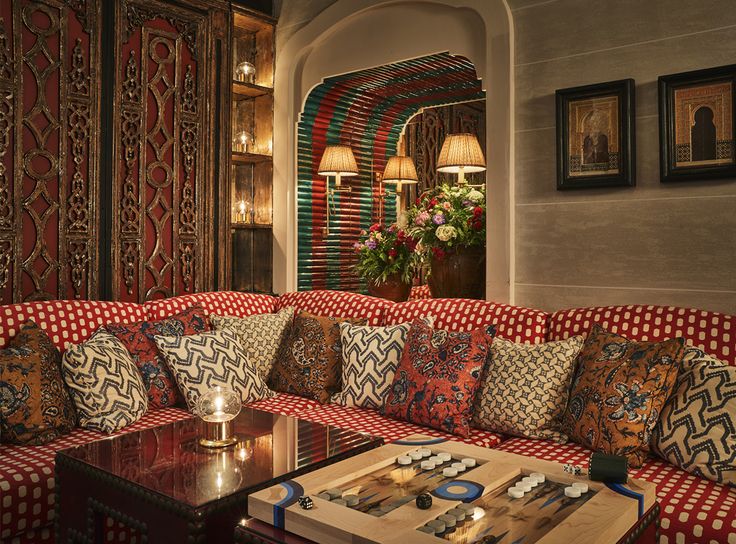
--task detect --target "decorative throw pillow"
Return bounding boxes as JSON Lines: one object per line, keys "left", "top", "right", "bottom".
{"left": 652, "top": 346, "right": 736, "bottom": 485}
{"left": 62, "top": 330, "right": 148, "bottom": 433}
{"left": 268, "top": 311, "right": 365, "bottom": 403}
{"left": 106, "top": 304, "right": 209, "bottom": 409}
{"left": 382, "top": 320, "right": 495, "bottom": 437}
{"left": 0, "top": 321, "right": 76, "bottom": 445}
{"left": 332, "top": 318, "right": 433, "bottom": 410}
{"left": 473, "top": 335, "right": 584, "bottom": 442}
{"left": 153, "top": 329, "right": 274, "bottom": 411}
{"left": 210, "top": 306, "right": 294, "bottom": 381}
{"left": 562, "top": 324, "right": 684, "bottom": 467}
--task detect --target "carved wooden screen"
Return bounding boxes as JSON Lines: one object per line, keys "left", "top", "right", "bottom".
{"left": 0, "top": 0, "right": 101, "bottom": 303}
{"left": 112, "top": 0, "right": 213, "bottom": 302}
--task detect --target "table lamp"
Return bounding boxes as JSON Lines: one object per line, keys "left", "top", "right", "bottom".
{"left": 436, "top": 133, "right": 486, "bottom": 186}
{"left": 197, "top": 386, "right": 241, "bottom": 448}
{"left": 382, "top": 155, "right": 419, "bottom": 213}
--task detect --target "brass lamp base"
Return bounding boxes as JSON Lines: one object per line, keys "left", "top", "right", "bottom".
{"left": 198, "top": 418, "right": 237, "bottom": 448}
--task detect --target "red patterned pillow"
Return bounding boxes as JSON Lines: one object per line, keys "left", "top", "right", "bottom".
{"left": 382, "top": 320, "right": 495, "bottom": 437}
{"left": 106, "top": 305, "right": 209, "bottom": 409}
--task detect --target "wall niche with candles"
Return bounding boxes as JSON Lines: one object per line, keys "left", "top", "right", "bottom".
{"left": 227, "top": 7, "right": 275, "bottom": 294}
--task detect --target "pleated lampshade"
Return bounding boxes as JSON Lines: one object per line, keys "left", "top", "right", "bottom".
{"left": 436, "top": 133, "right": 486, "bottom": 174}
{"left": 383, "top": 156, "right": 419, "bottom": 185}
{"left": 317, "top": 145, "right": 359, "bottom": 177}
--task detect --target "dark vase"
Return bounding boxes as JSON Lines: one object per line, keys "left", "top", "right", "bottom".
{"left": 428, "top": 245, "right": 486, "bottom": 299}
{"left": 367, "top": 273, "right": 412, "bottom": 302}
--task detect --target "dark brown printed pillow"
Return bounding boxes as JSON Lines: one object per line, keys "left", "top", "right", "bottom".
{"left": 268, "top": 311, "right": 365, "bottom": 403}
{"left": 0, "top": 320, "right": 76, "bottom": 445}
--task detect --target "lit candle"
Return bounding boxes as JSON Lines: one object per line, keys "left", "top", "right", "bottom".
{"left": 235, "top": 61, "right": 256, "bottom": 83}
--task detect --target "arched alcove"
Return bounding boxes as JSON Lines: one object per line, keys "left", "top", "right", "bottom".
{"left": 274, "top": 0, "right": 514, "bottom": 301}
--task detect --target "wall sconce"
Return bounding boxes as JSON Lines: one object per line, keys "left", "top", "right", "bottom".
{"left": 234, "top": 60, "right": 256, "bottom": 83}
{"left": 382, "top": 155, "right": 419, "bottom": 215}
{"left": 317, "top": 145, "right": 358, "bottom": 236}
{"left": 437, "top": 133, "right": 486, "bottom": 186}
{"left": 233, "top": 130, "right": 253, "bottom": 153}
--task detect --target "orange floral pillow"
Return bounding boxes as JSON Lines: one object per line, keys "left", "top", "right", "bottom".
{"left": 562, "top": 324, "right": 684, "bottom": 467}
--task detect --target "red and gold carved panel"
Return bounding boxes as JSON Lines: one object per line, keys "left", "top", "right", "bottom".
{"left": 0, "top": 0, "right": 100, "bottom": 303}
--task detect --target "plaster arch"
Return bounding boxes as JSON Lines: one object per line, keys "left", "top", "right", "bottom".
{"left": 273, "top": 0, "right": 514, "bottom": 302}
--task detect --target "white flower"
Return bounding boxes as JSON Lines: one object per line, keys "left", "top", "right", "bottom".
{"left": 467, "top": 189, "right": 484, "bottom": 203}
{"left": 375, "top": 232, "right": 383, "bottom": 241}
{"left": 435, "top": 225, "right": 458, "bottom": 242}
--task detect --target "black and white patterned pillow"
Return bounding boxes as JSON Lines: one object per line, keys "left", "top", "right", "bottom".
{"left": 153, "top": 329, "right": 274, "bottom": 412}
{"left": 652, "top": 346, "right": 735, "bottom": 485}
{"left": 332, "top": 319, "right": 432, "bottom": 410}
{"left": 61, "top": 329, "right": 148, "bottom": 433}
{"left": 210, "top": 306, "right": 294, "bottom": 381}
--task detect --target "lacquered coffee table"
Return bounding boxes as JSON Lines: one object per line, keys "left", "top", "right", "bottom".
{"left": 55, "top": 408, "right": 382, "bottom": 543}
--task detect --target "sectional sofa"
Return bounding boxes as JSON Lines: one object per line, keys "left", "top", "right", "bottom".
{"left": 1, "top": 289, "right": 734, "bottom": 544}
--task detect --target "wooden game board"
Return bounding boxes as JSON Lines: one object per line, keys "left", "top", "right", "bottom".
{"left": 249, "top": 435, "right": 657, "bottom": 544}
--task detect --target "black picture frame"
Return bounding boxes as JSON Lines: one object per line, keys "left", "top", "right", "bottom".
{"left": 658, "top": 64, "right": 736, "bottom": 183}
{"left": 556, "top": 79, "right": 636, "bottom": 190}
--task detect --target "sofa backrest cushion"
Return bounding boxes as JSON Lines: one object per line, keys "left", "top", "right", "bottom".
{"left": 548, "top": 305, "right": 735, "bottom": 365}
{"left": 144, "top": 291, "right": 276, "bottom": 320}
{"left": 0, "top": 300, "right": 146, "bottom": 351}
{"left": 275, "top": 290, "right": 391, "bottom": 326}
{"left": 383, "top": 298, "right": 549, "bottom": 344}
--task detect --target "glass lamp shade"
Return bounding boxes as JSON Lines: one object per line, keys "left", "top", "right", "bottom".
{"left": 234, "top": 60, "right": 256, "bottom": 83}
{"left": 436, "top": 133, "right": 486, "bottom": 174}
{"left": 197, "top": 386, "right": 241, "bottom": 448}
{"left": 317, "top": 145, "right": 359, "bottom": 177}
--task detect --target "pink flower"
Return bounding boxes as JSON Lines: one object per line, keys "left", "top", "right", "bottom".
{"left": 415, "top": 211, "right": 431, "bottom": 226}
{"left": 442, "top": 201, "right": 451, "bottom": 211}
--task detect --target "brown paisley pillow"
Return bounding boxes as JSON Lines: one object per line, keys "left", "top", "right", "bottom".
{"left": 0, "top": 320, "right": 76, "bottom": 445}
{"left": 562, "top": 324, "right": 685, "bottom": 467}
{"left": 268, "top": 311, "right": 365, "bottom": 403}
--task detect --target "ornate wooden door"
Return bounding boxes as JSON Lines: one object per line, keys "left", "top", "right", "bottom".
{"left": 0, "top": 0, "right": 101, "bottom": 303}
{"left": 111, "top": 0, "right": 222, "bottom": 302}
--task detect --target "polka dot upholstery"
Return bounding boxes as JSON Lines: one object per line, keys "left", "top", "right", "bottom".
{"left": 0, "top": 407, "right": 190, "bottom": 541}
{"left": 144, "top": 291, "right": 276, "bottom": 321}
{"left": 6, "top": 527, "right": 52, "bottom": 544}
{"left": 0, "top": 300, "right": 146, "bottom": 352}
{"left": 246, "top": 392, "right": 321, "bottom": 416}
{"left": 495, "top": 437, "right": 736, "bottom": 544}
{"left": 291, "top": 403, "right": 504, "bottom": 448}
{"left": 549, "top": 305, "right": 735, "bottom": 365}
{"left": 275, "top": 290, "right": 392, "bottom": 326}
{"left": 409, "top": 284, "right": 432, "bottom": 300}
{"left": 384, "top": 298, "right": 549, "bottom": 344}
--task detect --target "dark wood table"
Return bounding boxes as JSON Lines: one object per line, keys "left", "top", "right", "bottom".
{"left": 55, "top": 408, "right": 382, "bottom": 544}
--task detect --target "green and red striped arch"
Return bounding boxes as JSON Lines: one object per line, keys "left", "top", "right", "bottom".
{"left": 297, "top": 52, "right": 484, "bottom": 292}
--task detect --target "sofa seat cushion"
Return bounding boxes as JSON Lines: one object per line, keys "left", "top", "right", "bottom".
{"left": 275, "top": 290, "right": 392, "bottom": 326}
{"left": 143, "top": 291, "right": 276, "bottom": 321}
{"left": 495, "top": 437, "right": 736, "bottom": 544}
{"left": 383, "top": 299, "right": 549, "bottom": 344}
{"left": 0, "top": 407, "right": 190, "bottom": 541}
{"left": 548, "top": 305, "right": 736, "bottom": 366}
{"left": 288, "top": 403, "right": 504, "bottom": 448}
{"left": 0, "top": 300, "right": 146, "bottom": 352}
{"left": 245, "top": 392, "right": 321, "bottom": 417}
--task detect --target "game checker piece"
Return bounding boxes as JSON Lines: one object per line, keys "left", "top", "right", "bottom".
{"left": 244, "top": 434, "right": 660, "bottom": 544}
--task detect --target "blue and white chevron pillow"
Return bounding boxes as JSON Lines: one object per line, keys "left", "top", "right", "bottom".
{"left": 652, "top": 346, "right": 735, "bottom": 486}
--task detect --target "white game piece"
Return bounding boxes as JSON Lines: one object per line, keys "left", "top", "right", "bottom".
{"left": 458, "top": 503, "right": 476, "bottom": 515}
{"left": 437, "top": 452, "right": 452, "bottom": 462}
{"left": 418, "top": 526, "right": 435, "bottom": 534}
{"left": 427, "top": 519, "right": 446, "bottom": 534}
{"left": 332, "top": 498, "right": 348, "bottom": 506}
{"left": 447, "top": 508, "right": 466, "bottom": 521}
{"left": 522, "top": 476, "right": 539, "bottom": 487}
{"left": 438, "top": 514, "right": 457, "bottom": 528}
{"left": 461, "top": 458, "right": 477, "bottom": 468}
{"left": 564, "top": 486, "right": 582, "bottom": 498}
{"left": 326, "top": 488, "right": 343, "bottom": 499}
{"left": 419, "top": 448, "right": 432, "bottom": 458}
{"left": 508, "top": 487, "right": 525, "bottom": 499}
{"left": 572, "top": 482, "right": 589, "bottom": 493}
{"left": 421, "top": 460, "right": 436, "bottom": 471}
{"left": 515, "top": 482, "right": 533, "bottom": 492}
{"left": 397, "top": 455, "right": 412, "bottom": 465}
{"left": 429, "top": 455, "right": 443, "bottom": 464}
{"left": 344, "top": 494, "right": 360, "bottom": 506}
{"left": 409, "top": 450, "right": 423, "bottom": 461}
{"left": 451, "top": 462, "right": 467, "bottom": 472}
{"left": 316, "top": 492, "right": 331, "bottom": 501}
{"left": 442, "top": 467, "right": 458, "bottom": 477}
{"left": 529, "top": 472, "right": 545, "bottom": 484}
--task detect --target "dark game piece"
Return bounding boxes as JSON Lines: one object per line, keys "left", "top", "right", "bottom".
{"left": 416, "top": 493, "right": 433, "bottom": 510}
{"left": 298, "top": 496, "right": 314, "bottom": 510}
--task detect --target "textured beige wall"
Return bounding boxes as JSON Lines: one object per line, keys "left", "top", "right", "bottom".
{"left": 510, "top": 0, "right": 736, "bottom": 314}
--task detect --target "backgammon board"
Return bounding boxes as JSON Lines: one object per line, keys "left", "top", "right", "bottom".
{"left": 248, "top": 435, "right": 657, "bottom": 544}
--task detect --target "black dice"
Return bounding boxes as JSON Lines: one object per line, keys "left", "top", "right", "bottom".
{"left": 416, "top": 493, "right": 433, "bottom": 510}
{"left": 297, "top": 496, "right": 313, "bottom": 510}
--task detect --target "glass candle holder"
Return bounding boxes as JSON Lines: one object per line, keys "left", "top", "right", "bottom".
{"left": 234, "top": 60, "right": 256, "bottom": 83}
{"left": 196, "top": 386, "right": 241, "bottom": 448}
{"left": 233, "top": 130, "right": 253, "bottom": 153}
{"left": 234, "top": 199, "right": 249, "bottom": 224}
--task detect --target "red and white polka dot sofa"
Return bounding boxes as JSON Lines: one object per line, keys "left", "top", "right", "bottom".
{"left": 0, "top": 290, "right": 733, "bottom": 544}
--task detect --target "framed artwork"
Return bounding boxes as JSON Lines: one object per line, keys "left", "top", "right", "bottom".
{"left": 659, "top": 64, "right": 736, "bottom": 182}
{"left": 556, "top": 79, "right": 636, "bottom": 190}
